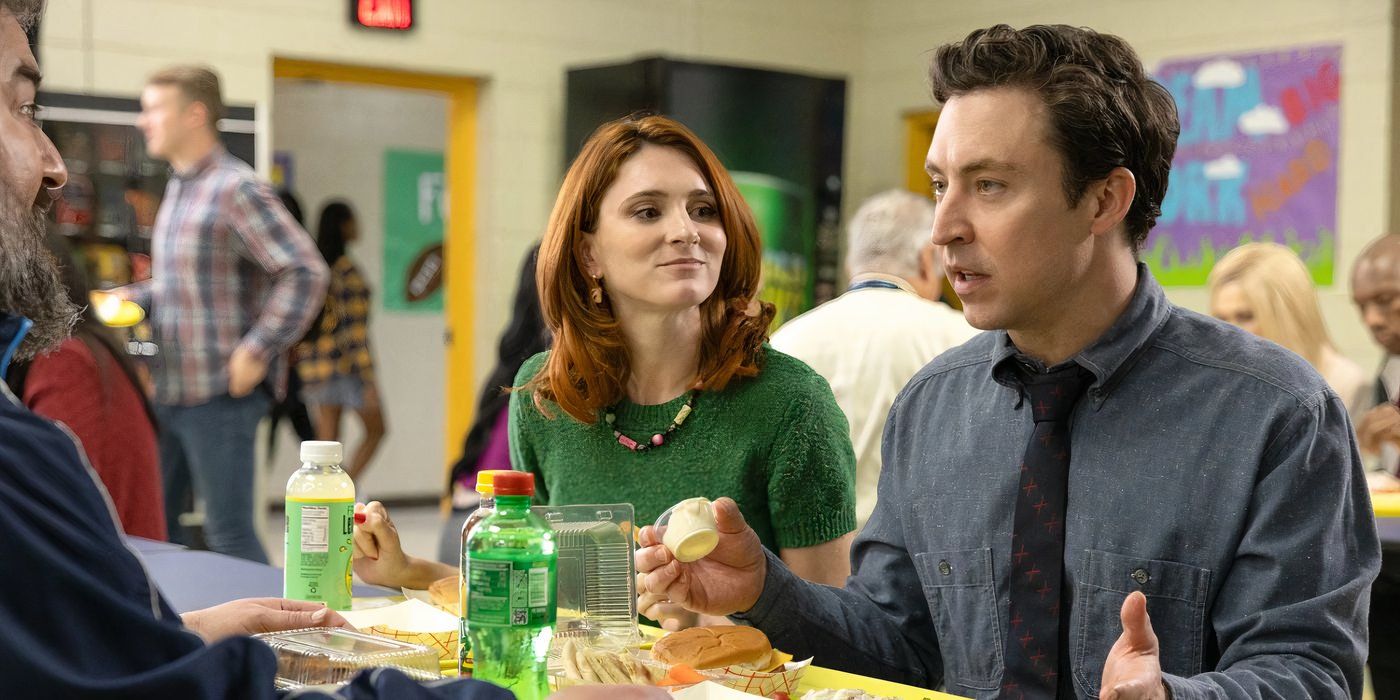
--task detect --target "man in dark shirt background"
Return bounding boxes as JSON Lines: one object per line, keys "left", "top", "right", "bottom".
{"left": 1351, "top": 232, "right": 1400, "bottom": 698}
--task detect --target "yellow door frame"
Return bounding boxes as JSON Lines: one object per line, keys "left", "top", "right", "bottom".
{"left": 903, "top": 108, "right": 961, "bottom": 309}
{"left": 904, "top": 108, "right": 939, "bottom": 195}
{"left": 272, "top": 57, "right": 479, "bottom": 484}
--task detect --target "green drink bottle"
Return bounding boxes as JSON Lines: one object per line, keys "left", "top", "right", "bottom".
{"left": 465, "top": 471, "right": 556, "bottom": 700}
{"left": 283, "top": 440, "right": 355, "bottom": 610}
{"left": 459, "top": 469, "right": 512, "bottom": 675}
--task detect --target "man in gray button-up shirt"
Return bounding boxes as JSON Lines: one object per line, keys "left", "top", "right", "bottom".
{"left": 637, "top": 23, "right": 1378, "bottom": 700}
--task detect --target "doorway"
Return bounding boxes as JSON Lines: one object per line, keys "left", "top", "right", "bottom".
{"left": 903, "top": 108, "right": 960, "bottom": 309}
{"left": 266, "top": 59, "right": 478, "bottom": 505}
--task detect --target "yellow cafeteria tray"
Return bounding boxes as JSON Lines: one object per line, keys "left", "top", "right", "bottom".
{"left": 1374, "top": 490, "right": 1400, "bottom": 518}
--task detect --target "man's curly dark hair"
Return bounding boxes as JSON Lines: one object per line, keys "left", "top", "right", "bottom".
{"left": 1, "top": 0, "right": 42, "bottom": 31}
{"left": 929, "top": 24, "right": 1181, "bottom": 249}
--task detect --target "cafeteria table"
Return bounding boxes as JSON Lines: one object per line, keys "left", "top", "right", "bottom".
{"left": 126, "top": 536, "right": 395, "bottom": 613}
{"left": 1374, "top": 492, "right": 1400, "bottom": 548}
{"left": 126, "top": 535, "right": 188, "bottom": 556}
{"left": 123, "top": 541, "right": 967, "bottom": 698}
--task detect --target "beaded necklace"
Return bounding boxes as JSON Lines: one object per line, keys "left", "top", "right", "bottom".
{"left": 603, "top": 390, "right": 699, "bottom": 453}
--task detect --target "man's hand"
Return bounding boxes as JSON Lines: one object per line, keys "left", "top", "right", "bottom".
{"left": 1100, "top": 591, "right": 1168, "bottom": 700}
{"left": 180, "top": 597, "right": 352, "bottom": 644}
{"left": 1358, "top": 403, "right": 1400, "bottom": 456}
{"left": 634, "top": 497, "right": 768, "bottom": 625}
{"left": 227, "top": 346, "right": 269, "bottom": 398}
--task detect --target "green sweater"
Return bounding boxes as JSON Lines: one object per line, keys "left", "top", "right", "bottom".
{"left": 509, "top": 347, "right": 856, "bottom": 551}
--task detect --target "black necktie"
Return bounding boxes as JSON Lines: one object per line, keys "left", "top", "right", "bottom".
{"left": 1001, "top": 363, "right": 1093, "bottom": 699}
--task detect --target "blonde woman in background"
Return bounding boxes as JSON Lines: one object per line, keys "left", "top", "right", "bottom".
{"left": 1209, "top": 242, "right": 1370, "bottom": 416}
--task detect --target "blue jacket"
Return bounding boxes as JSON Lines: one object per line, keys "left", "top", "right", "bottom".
{"left": 0, "top": 312, "right": 508, "bottom": 699}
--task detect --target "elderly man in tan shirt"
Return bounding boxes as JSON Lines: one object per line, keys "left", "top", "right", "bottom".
{"left": 771, "top": 189, "right": 976, "bottom": 529}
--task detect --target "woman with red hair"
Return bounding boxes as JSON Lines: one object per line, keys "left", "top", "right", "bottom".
{"left": 513, "top": 114, "right": 856, "bottom": 598}
{"left": 350, "top": 115, "right": 857, "bottom": 614}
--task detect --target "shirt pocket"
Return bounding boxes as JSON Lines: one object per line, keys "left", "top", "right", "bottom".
{"left": 1072, "top": 549, "right": 1210, "bottom": 697}
{"left": 914, "top": 548, "right": 1004, "bottom": 692}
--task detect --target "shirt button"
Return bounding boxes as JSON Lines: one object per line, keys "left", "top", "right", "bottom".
{"left": 938, "top": 560, "right": 952, "bottom": 576}
{"left": 1131, "top": 568, "right": 1150, "bottom": 585}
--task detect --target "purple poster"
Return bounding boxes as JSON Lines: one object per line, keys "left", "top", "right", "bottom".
{"left": 1147, "top": 45, "right": 1340, "bottom": 285}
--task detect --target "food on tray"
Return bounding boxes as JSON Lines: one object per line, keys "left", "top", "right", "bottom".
{"left": 1368, "top": 470, "right": 1400, "bottom": 493}
{"left": 650, "top": 625, "right": 777, "bottom": 671}
{"left": 428, "top": 575, "right": 459, "bottom": 615}
{"left": 338, "top": 599, "right": 460, "bottom": 662}
{"left": 800, "top": 690, "right": 898, "bottom": 700}
{"left": 560, "top": 639, "right": 667, "bottom": 685}
{"left": 659, "top": 664, "right": 709, "bottom": 687}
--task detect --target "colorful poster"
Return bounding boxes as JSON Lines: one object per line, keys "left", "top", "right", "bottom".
{"left": 383, "top": 149, "right": 446, "bottom": 312}
{"left": 272, "top": 150, "right": 294, "bottom": 191}
{"left": 1147, "top": 45, "right": 1340, "bottom": 285}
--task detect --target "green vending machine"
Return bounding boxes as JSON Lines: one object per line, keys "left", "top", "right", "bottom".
{"left": 564, "top": 58, "right": 846, "bottom": 325}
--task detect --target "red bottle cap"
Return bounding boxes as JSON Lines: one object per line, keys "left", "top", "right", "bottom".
{"left": 492, "top": 471, "right": 536, "bottom": 497}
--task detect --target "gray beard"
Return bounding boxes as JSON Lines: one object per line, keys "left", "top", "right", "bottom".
{"left": 0, "top": 208, "right": 79, "bottom": 362}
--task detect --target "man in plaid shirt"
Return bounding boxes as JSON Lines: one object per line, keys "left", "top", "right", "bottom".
{"left": 128, "top": 66, "right": 328, "bottom": 562}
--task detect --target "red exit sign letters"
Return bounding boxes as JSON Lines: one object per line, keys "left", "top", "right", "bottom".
{"left": 352, "top": 0, "right": 413, "bottom": 31}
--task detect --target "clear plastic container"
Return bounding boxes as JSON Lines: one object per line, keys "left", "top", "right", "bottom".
{"left": 254, "top": 627, "right": 440, "bottom": 689}
{"left": 654, "top": 498, "right": 718, "bottom": 563}
{"left": 533, "top": 503, "right": 639, "bottom": 648}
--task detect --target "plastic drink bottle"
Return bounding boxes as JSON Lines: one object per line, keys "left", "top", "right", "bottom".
{"left": 465, "top": 471, "right": 556, "bottom": 700}
{"left": 283, "top": 440, "right": 355, "bottom": 610}
{"left": 458, "top": 469, "right": 512, "bottom": 675}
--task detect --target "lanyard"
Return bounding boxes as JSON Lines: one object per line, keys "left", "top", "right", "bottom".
{"left": 0, "top": 315, "right": 31, "bottom": 379}
{"left": 846, "top": 279, "right": 903, "bottom": 293}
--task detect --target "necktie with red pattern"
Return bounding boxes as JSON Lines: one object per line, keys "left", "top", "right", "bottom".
{"left": 1001, "top": 363, "right": 1093, "bottom": 699}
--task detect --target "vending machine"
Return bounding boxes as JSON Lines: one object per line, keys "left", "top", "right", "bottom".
{"left": 565, "top": 58, "right": 846, "bottom": 325}
{"left": 39, "top": 91, "right": 257, "bottom": 357}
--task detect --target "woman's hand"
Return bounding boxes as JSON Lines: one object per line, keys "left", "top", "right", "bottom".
{"left": 352, "top": 501, "right": 453, "bottom": 590}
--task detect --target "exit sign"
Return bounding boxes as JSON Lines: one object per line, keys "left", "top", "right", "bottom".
{"left": 351, "top": 0, "right": 413, "bottom": 31}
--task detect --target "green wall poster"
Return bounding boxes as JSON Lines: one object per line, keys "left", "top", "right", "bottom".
{"left": 383, "top": 149, "right": 446, "bottom": 312}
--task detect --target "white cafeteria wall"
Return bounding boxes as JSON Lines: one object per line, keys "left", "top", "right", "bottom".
{"left": 38, "top": 0, "right": 1400, "bottom": 501}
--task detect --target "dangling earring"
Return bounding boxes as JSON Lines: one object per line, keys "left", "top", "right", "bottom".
{"left": 590, "top": 274, "right": 605, "bottom": 305}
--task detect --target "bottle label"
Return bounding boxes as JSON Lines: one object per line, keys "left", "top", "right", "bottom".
{"left": 284, "top": 498, "right": 355, "bottom": 610}
{"left": 466, "top": 556, "right": 556, "bottom": 627}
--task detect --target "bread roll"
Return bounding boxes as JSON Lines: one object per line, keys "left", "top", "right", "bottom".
{"left": 428, "top": 575, "right": 460, "bottom": 615}
{"left": 650, "top": 625, "right": 773, "bottom": 671}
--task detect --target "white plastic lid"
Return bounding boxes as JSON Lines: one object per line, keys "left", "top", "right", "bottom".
{"left": 300, "top": 441, "right": 344, "bottom": 465}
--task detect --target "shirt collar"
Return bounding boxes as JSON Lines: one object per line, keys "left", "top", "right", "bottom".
{"left": 991, "top": 263, "right": 1172, "bottom": 408}
{"left": 173, "top": 145, "right": 226, "bottom": 181}
{"left": 847, "top": 272, "right": 918, "bottom": 294}
{"left": 0, "top": 311, "right": 32, "bottom": 379}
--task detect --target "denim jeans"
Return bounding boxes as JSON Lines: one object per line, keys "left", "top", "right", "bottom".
{"left": 156, "top": 392, "right": 269, "bottom": 563}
